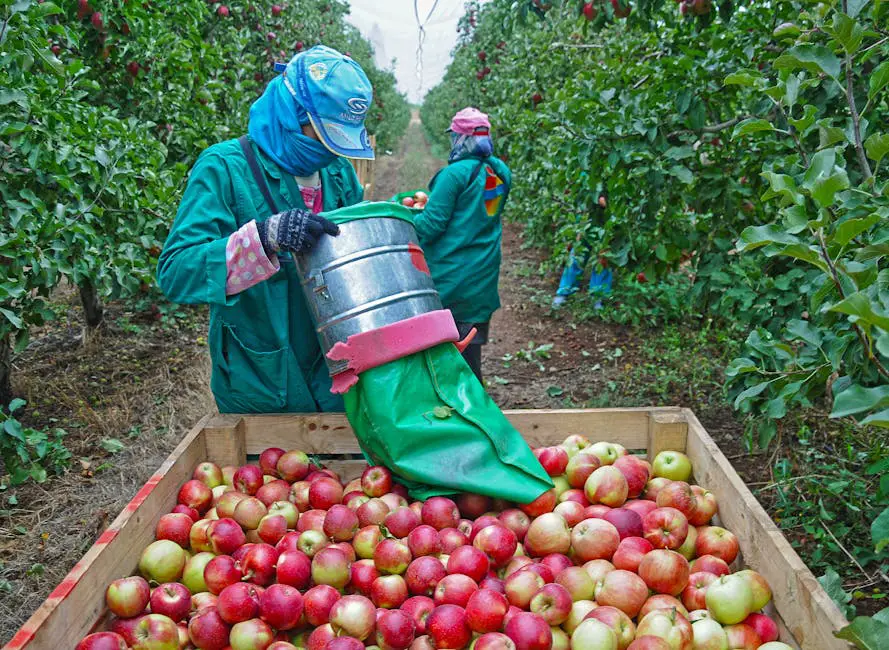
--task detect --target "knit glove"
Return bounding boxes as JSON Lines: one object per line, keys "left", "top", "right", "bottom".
{"left": 256, "top": 208, "right": 340, "bottom": 256}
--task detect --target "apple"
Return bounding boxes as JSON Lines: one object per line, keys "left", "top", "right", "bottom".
{"left": 187, "top": 607, "right": 231, "bottom": 650}
{"left": 110, "top": 615, "right": 147, "bottom": 646}
{"left": 553, "top": 501, "right": 586, "bottom": 527}
{"left": 584, "top": 606, "right": 635, "bottom": 649}
{"left": 626, "top": 638, "right": 670, "bottom": 650}
{"left": 290, "top": 481, "right": 311, "bottom": 511}
{"left": 690, "top": 618, "right": 728, "bottom": 650}
{"left": 371, "top": 573, "right": 409, "bottom": 609}
{"left": 461, "top": 588, "right": 508, "bottom": 633}
{"left": 519, "top": 489, "right": 557, "bottom": 517}
{"left": 361, "top": 466, "right": 393, "bottom": 497}
{"left": 178, "top": 479, "right": 213, "bottom": 514}
{"left": 734, "top": 570, "right": 771, "bottom": 610}
{"left": 268, "top": 500, "right": 299, "bottom": 528}
{"left": 139, "top": 540, "right": 187, "bottom": 584}
{"left": 457, "top": 493, "right": 492, "bottom": 519}
{"left": 321, "top": 504, "right": 359, "bottom": 542}
{"left": 276, "top": 530, "right": 301, "bottom": 553}
{"left": 758, "top": 645, "right": 794, "bottom": 650}
{"left": 330, "top": 595, "right": 377, "bottom": 640}
{"left": 566, "top": 454, "right": 601, "bottom": 489}
{"left": 204, "top": 549, "right": 252, "bottom": 591}
{"left": 554, "top": 566, "right": 595, "bottom": 601}
{"left": 542, "top": 554, "right": 573, "bottom": 575}
{"left": 559, "top": 490, "right": 590, "bottom": 507}
{"left": 651, "top": 451, "right": 692, "bottom": 482}
{"left": 406, "top": 556, "right": 447, "bottom": 596}
{"left": 612, "top": 537, "right": 654, "bottom": 573}
{"left": 687, "top": 610, "right": 711, "bottom": 623}
{"left": 638, "top": 549, "right": 690, "bottom": 596}
{"left": 150, "top": 582, "right": 191, "bottom": 622}
{"left": 106, "top": 576, "right": 150, "bottom": 618}
{"left": 695, "top": 527, "right": 739, "bottom": 564}
{"left": 504, "top": 556, "right": 535, "bottom": 577}
{"left": 193, "top": 461, "right": 224, "bottom": 488}
{"left": 676, "top": 523, "right": 698, "bottom": 561}
{"left": 743, "top": 613, "right": 778, "bottom": 643}
{"left": 309, "top": 477, "right": 344, "bottom": 510}
{"left": 582, "top": 559, "right": 614, "bottom": 588}
{"left": 312, "top": 546, "right": 351, "bottom": 589}
{"left": 172, "top": 504, "right": 200, "bottom": 522}
{"left": 414, "top": 191, "right": 429, "bottom": 202}
{"left": 602, "top": 508, "right": 643, "bottom": 541}
{"left": 584, "top": 466, "right": 628, "bottom": 507}
{"left": 386, "top": 506, "right": 422, "bottom": 538}
{"left": 207, "top": 517, "right": 247, "bottom": 555}
{"left": 216, "top": 5, "right": 229, "bottom": 17}
{"left": 349, "top": 558, "right": 381, "bottom": 595}
{"left": 524, "top": 563, "right": 555, "bottom": 584}
{"left": 563, "top": 600, "right": 597, "bottom": 635}
{"left": 499, "top": 510, "right": 532, "bottom": 541}
{"left": 635, "top": 608, "right": 693, "bottom": 650}
{"left": 328, "top": 639, "right": 364, "bottom": 650}
{"left": 403, "top": 524, "right": 440, "bottom": 557}
{"left": 570, "top": 618, "right": 617, "bottom": 650}
{"left": 689, "top": 555, "right": 730, "bottom": 578}
{"left": 504, "top": 612, "right": 552, "bottom": 650}
{"left": 241, "top": 543, "right": 279, "bottom": 586}
{"left": 258, "top": 447, "right": 285, "bottom": 476}
{"left": 233, "top": 465, "right": 264, "bottom": 495}
{"left": 505, "top": 568, "right": 545, "bottom": 609}
{"left": 304, "top": 584, "right": 341, "bottom": 626}
{"left": 191, "top": 591, "right": 219, "bottom": 613}
{"left": 535, "top": 446, "right": 570, "bottom": 476}
{"left": 595, "top": 569, "right": 648, "bottom": 618}
{"left": 550, "top": 626, "right": 570, "bottom": 650}
{"left": 230, "top": 618, "right": 274, "bottom": 650}
{"left": 440, "top": 527, "right": 469, "bottom": 553}
{"left": 217, "top": 582, "right": 262, "bottom": 623}
{"left": 474, "top": 632, "right": 517, "bottom": 650}
{"left": 643, "top": 478, "right": 672, "bottom": 502}
{"left": 638, "top": 595, "right": 688, "bottom": 621}
{"left": 681, "top": 572, "right": 717, "bottom": 611}
{"left": 560, "top": 434, "right": 591, "bottom": 457}
{"left": 584, "top": 505, "right": 612, "bottom": 519}
{"left": 612, "top": 455, "right": 650, "bottom": 499}
{"left": 529, "top": 583, "right": 572, "bottom": 625}
{"left": 723, "top": 623, "right": 761, "bottom": 649}
{"left": 434, "top": 573, "right": 478, "bottom": 607}
{"left": 623, "top": 500, "right": 658, "bottom": 519}
{"left": 377, "top": 609, "right": 416, "bottom": 650}
{"left": 76, "top": 633, "right": 128, "bottom": 650}
{"left": 448, "top": 545, "right": 490, "bottom": 582}
{"left": 402, "top": 595, "right": 435, "bottom": 634}
{"left": 274, "top": 450, "right": 309, "bottom": 482}
{"left": 642, "top": 507, "right": 689, "bottom": 550}
{"left": 705, "top": 575, "right": 753, "bottom": 625}
{"left": 374, "top": 538, "right": 412, "bottom": 575}
{"left": 402, "top": 197, "right": 416, "bottom": 208}
{"left": 427, "top": 604, "right": 471, "bottom": 650}
{"left": 383, "top": 493, "right": 410, "bottom": 511}
{"left": 689, "top": 486, "right": 718, "bottom": 526}
{"left": 525, "top": 512, "right": 571, "bottom": 557}
{"left": 234, "top": 497, "right": 268, "bottom": 530}
{"left": 256, "top": 480, "right": 291, "bottom": 507}
{"left": 587, "top": 442, "right": 627, "bottom": 466}
{"left": 421, "top": 497, "right": 460, "bottom": 530}
{"left": 655, "top": 482, "right": 698, "bottom": 520}
{"left": 156, "top": 513, "right": 194, "bottom": 548}
{"left": 216, "top": 491, "right": 248, "bottom": 519}
{"left": 571, "top": 518, "right": 620, "bottom": 562}
{"left": 307, "top": 624, "right": 336, "bottom": 650}
{"left": 474, "top": 524, "right": 518, "bottom": 567}
{"left": 260, "top": 583, "right": 304, "bottom": 630}
{"left": 132, "top": 614, "right": 179, "bottom": 650}
{"left": 297, "top": 529, "right": 329, "bottom": 557}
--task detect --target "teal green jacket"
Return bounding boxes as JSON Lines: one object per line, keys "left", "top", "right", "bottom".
{"left": 157, "top": 138, "right": 363, "bottom": 414}
{"left": 414, "top": 156, "right": 511, "bottom": 324}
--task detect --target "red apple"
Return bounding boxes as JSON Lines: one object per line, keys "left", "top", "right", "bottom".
{"left": 150, "top": 582, "right": 191, "bottom": 623}
{"left": 584, "top": 466, "right": 628, "bottom": 507}
{"left": 723, "top": 623, "right": 761, "bottom": 649}
{"left": 110, "top": 615, "right": 147, "bottom": 646}
{"left": 474, "top": 525, "right": 518, "bottom": 568}
{"left": 635, "top": 609, "right": 693, "bottom": 650}
{"left": 230, "top": 618, "right": 274, "bottom": 650}
{"left": 560, "top": 434, "right": 591, "bottom": 457}
{"left": 354, "top": 524, "right": 384, "bottom": 559}
{"left": 402, "top": 596, "right": 435, "bottom": 634}
{"left": 525, "top": 512, "right": 571, "bottom": 557}
{"left": 327, "top": 638, "right": 364, "bottom": 650}
{"left": 382, "top": 493, "right": 409, "bottom": 512}
{"left": 583, "top": 504, "right": 612, "bottom": 519}
{"left": 256, "top": 480, "right": 291, "bottom": 507}
{"left": 156, "top": 513, "right": 193, "bottom": 548}
{"left": 217, "top": 582, "right": 262, "bottom": 624}
{"left": 377, "top": 609, "right": 416, "bottom": 650}
{"left": 234, "top": 497, "right": 268, "bottom": 530}
{"left": 498, "top": 509, "right": 531, "bottom": 541}
{"left": 351, "top": 558, "right": 382, "bottom": 595}
{"left": 464, "top": 588, "right": 509, "bottom": 633}
{"left": 689, "top": 486, "right": 718, "bottom": 526}
{"left": 76, "top": 633, "right": 128, "bottom": 650}
{"left": 421, "top": 497, "right": 460, "bottom": 530}
{"left": 505, "top": 569, "right": 545, "bottom": 609}
{"left": 259, "top": 447, "right": 285, "bottom": 476}
{"left": 612, "top": 537, "right": 654, "bottom": 573}
{"left": 744, "top": 613, "right": 778, "bottom": 643}
{"left": 642, "top": 507, "right": 689, "bottom": 550}
{"left": 448, "top": 545, "right": 490, "bottom": 582}
{"left": 307, "top": 624, "right": 336, "bottom": 650}
{"left": 584, "top": 606, "right": 636, "bottom": 649}
{"left": 553, "top": 501, "right": 586, "bottom": 526}
{"left": 470, "top": 515, "right": 500, "bottom": 541}
{"left": 519, "top": 489, "right": 557, "bottom": 517}
{"left": 529, "top": 583, "right": 572, "bottom": 625}
{"left": 504, "top": 556, "right": 535, "bottom": 578}
{"left": 191, "top": 591, "right": 218, "bottom": 613}
{"left": 290, "top": 481, "right": 311, "bottom": 512}
{"left": 322, "top": 504, "right": 359, "bottom": 541}
{"left": 179, "top": 479, "right": 213, "bottom": 513}
{"left": 312, "top": 546, "right": 351, "bottom": 589}
{"left": 132, "top": 614, "right": 179, "bottom": 650}
{"left": 187, "top": 609, "right": 230, "bottom": 650}
{"left": 241, "top": 543, "right": 279, "bottom": 586}
{"left": 535, "top": 447, "right": 570, "bottom": 476}
{"left": 434, "top": 573, "right": 478, "bottom": 607}
{"left": 330, "top": 595, "right": 377, "bottom": 640}
{"left": 623, "top": 500, "right": 658, "bottom": 519}
{"left": 558, "top": 490, "right": 589, "bottom": 506}
{"left": 304, "top": 584, "right": 341, "bottom": 626}
{"left": 216, "top": 491, "right": 248, "bottom": 519}
{"left": 440, "top": 528, "right": 470, "bottom": 553}
{"left": 362, "top": 466, "right": 393, "bottom": 497}
{"left": 310, "top": 477, "right": 344, "bottom": 510}
{"left": 298, "top": 509, "right": 327, "bottom": 533}
{"left": 695, "top": 526, "right": 739, "bottom": 564}
{"left": 386, "top": 506, "right": 422, "bottom": 538}
{"left": 569, "top": 517, "right": 619, "bottom": 562}
{"left": 612, "top": 455, "right": 650, "bottom": 499}
{"left": 106, "top": 576, "right": 151, "bottom": 618}
{"left": 565, "top": 454, "right": 601, "bottom": 489}
{"left": 638, "top": 549, "right": 690, "bottom": 596}
{"left": 627, "top": 637, "right": 670, "bottom": 650}
{"left": 260, "top": 583, "right": 304, "bottom": 630}
{"left": 233, "top": 465, "right": 264, "bottom": 495}
{"left": 681, "top": 571, "right": 717, "bottom": 611}
{"left": 643, "top": 478, "right": 671, "bottom": 502}
{"left": 690, "top": 555, "right": 730, "bottom": 578}
{"left": 372, "top": 574, "right": 410, "bottom": 608}
{"left": 277, "top": 450, "right": 310, "bottom": 482}
{"left": 172, "top": 504, "right": 200, "bottom": 522}
{"left": 504, "top": 612, "right": 552, "bottom": 650}
{"left": 457, "top": 493, "right": 492, "bottom": 519}
{"left": 638, "top": 595, "right": 688, "bottom": 621}
{"left": 524, "top": 563, "right": 556, "bottom": 584}
{"left": 375, "top": 538, "right": 412, "bottom": 575}
{"left": 427, "top": 604, "right": 471, "bottom": 650}
{"left": 655, "top": 481, "right": 698, "bottom": 521}
{"left": 408, "top": 525, "right": 442, "bottom": 557}
{"left": 208, "top": 517, "right": 247, "bottom": 555}
{"left": 473, "top": 633, "right": 516, "bottom": 650}
{"left": 205, "top": 554, "right": 243, "bottom": 594}
{"left": 554, "top": 566, "right": 594, "bottom": 602}
{"left": 595, "top": 569, "right": 648, "bottom": 618}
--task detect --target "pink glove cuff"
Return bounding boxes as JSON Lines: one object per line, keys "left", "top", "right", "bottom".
{"left": 327, "top": 310, "right": 460, "bottom": 394}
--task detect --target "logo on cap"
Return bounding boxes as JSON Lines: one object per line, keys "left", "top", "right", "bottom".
{"left": 309, "top": 63, "right": 328, "bottom": 81}
{"left": 347, "top": 98, "right": 369, "bottom": 115}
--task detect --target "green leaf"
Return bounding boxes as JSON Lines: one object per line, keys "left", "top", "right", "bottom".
{"left": 861, "top": 408, "right": 889, "bottom": 428}
{"left": 100, "top": 438, "right": 125, "bottom": 454}
{"left": 732, "top": 119, "right": 775, "bottom": 139}
{"left": 94, "top": 146, "right": 111, "bottom": 168}
{"left": 830, "top": 13, "right": 864, "bottom": 54}
{"left": 3, "top": 419, "right": 25, "bottom": 442}
{"left": 844, "top": 0, "right": 871, "bottom": 17}
{"left": 736, "top": 225, "right": 801, "bottom": 252}
{"left": 828, "top": 291, "right": 889, "bottom": 330}
{"left": 546, "top": 386, "right": 564, "bottom": 397}
{"left": 819, "top": 568, "right": 852, "bottom": 611}
{"left": 834, "top": 215, "right": 881, "bottom": 246}
{"left": 877, "top": 332, "right": 889, "bottom": 358}
{"left": 786, "top": 319, "right": 823, "bottom": 347}
{"left": 8, "top": 398, "right": 25, "bottom": 413}
{"left": 669, "top": 166, "right": 693, "bottom": 184}
{"left": 872, "top": 506, "right": 889, "bottom": 550}
{"left": 812, "top": 171, "right": 850, "bottom": 208}
{"left": 724, "top": 72, "right": 761, "bottom": 87}
{"left": 774, "top": 44, "right": 842, "bottom": 79}
{"left": 733, "top": 379, "right": 775, "bottom": 409}
{"left": 865, "top": 133, "right": 889, "bottom": 164}
{"left": 830, "top": 383, "right": 889, "bottom": 418}
{"left": 870, "top": 62, "right": 889, "bottom": 101}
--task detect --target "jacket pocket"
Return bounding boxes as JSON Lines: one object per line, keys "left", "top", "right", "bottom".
{"left": 216, "top": 323, "right": 288, "bottom": 413}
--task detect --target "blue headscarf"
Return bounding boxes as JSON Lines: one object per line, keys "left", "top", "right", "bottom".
{"left": 248, "top": 76, "right": 338, "bottom": 176}
{"left": 448, "top": 132, "right": 494, "bottom": 164}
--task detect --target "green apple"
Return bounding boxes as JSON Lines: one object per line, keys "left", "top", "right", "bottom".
{"left": 182, "top": 551, "right": 215, "bottom": 594}
{"left": 734, "top": 569, "right": 772, "bottom": 610}
{"left": 651, "top": 451, "right": 693, "bottom": 481}
{"left": 705, "top": 574, "right": 753, "bottom": 625}
{"left": 691, "top": 618, "right": 729, "bottom": 650}
{"left": 758, "top": 644, "right": 794, "bottom": 650}
{"left": 570, "top": 619, "right": 617, "bottom": 650}
{"left": 139, "top": 539, "right": 187, "bottom": 584}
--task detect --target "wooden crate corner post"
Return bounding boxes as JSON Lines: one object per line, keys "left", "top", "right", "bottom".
{"left": 646, "top": 409, "right": 688, "bottom": 460}
{"left": 202, "top": 414, "right": 247, "bottom": 467}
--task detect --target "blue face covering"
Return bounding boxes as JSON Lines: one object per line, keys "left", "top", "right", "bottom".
{"left": 248, "top": 76, "right": 338, "bottom": 177}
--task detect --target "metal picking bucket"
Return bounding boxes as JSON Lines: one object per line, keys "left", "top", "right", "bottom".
{"left": 294, "top": 217, "right": 443, "bottom": 376}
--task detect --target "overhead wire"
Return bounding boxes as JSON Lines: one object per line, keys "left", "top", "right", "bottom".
{"left": 414, "top": 0, "right": 442, "bottom": 99}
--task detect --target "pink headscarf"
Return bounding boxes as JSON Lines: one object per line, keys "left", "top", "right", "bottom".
{"left": 448, "top": 107, "right": 491, "bottom": 136}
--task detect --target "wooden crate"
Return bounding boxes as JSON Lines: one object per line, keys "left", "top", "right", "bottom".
{"left": 4, "top": 408, "right": 851, "bottom": 650}
{"left": 350, "top": 134, "right": 376, "bottom": 201}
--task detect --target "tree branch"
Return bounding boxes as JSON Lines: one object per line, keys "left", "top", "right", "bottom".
{"left": 551, "top": 43, "right": 603, "bottom": 49}
{"left": 842, "top": 0, "right": 873, "bottom": 181}
{"left": 666, "top": 115, "right": 754, "bottom": 141}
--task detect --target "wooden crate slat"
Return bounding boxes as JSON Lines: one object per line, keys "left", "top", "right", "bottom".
{"left": 682, "top": 409, "right": 849, "bottom": 649}
{"left": 5, "top": 417, "right": 211, "bottom": 650}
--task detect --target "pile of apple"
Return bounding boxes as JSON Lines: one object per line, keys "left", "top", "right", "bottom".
{"left": 77, "top": 439, "right": 794, "bottom": 650}
{"left": 400, "top": 191, "right": 428, "bottom": 210}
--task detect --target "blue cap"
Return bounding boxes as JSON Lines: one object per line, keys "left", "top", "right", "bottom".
{"left": 278, "top": 46, "right": 375, "bottom": 161}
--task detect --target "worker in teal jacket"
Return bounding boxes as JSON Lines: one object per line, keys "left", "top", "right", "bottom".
{"left": 413, "top": 108, "right": 511, "bottom": 383}
{"left": 157, "top": 46, "right": 373, "bottom": 414}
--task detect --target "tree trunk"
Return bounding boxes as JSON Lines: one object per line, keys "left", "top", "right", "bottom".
{"left": 0, "top": 335, "right": 11, "bottom": 408}
{"left": 79, "top": 280, "right": 104, "bottom": 329}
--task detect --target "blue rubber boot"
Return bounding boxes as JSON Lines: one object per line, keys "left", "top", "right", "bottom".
{"left": 553, "top": 253, "right": 585, "bottom": 308}
{"left": 588, "top": 267, "right": 613, "bottom": 310}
